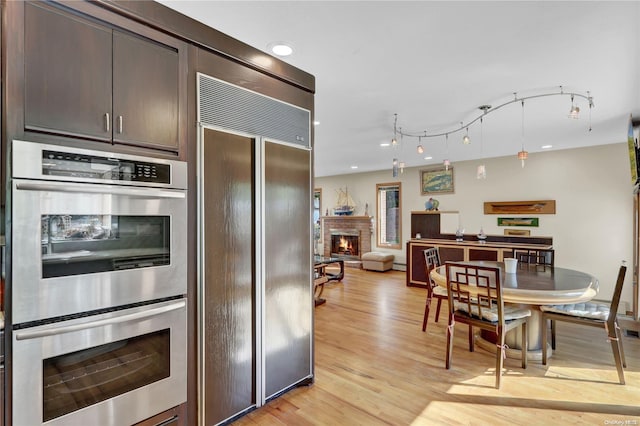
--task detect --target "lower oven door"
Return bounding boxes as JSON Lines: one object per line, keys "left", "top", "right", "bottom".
{"left": 12, "top": 298, "right": 187, "bottom": 426}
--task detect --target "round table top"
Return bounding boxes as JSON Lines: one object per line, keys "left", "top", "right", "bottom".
{"left": 431, "top": 261, "right": 599, "bottom": 305}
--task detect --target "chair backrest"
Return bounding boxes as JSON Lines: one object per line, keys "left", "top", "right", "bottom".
{"left": 607, "top": 262, "right": 628, "bottom": 326}
{"left": 423, "top": 247, "right": 441, "bottom": 288}
{"left": 445, "top": 262, "right": 504, "bottom": 324}
{"left": 513, "top": 249, "right": 555, "bottom": 267}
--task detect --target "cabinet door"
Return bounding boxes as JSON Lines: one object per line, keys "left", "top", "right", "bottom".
{"left": 113, "top": 31, "right": 179, "bottom": 152}
{"left": 24, "top": 2, "right": 112, "bottom": 141}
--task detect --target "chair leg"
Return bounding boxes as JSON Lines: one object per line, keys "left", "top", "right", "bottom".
{"left": 422, "top": 294, "right": 432, "bottom": 332}
{"left": 615, "top": 323, "right": 627, "bottom": 368}
{"left": 446, "top": 314, "right": 454, "bottom": 370}
{"left": 495, "top": 329, "right": 505, "bottom": 389}
{"left": 468, "top": 325, "right": 474, "bottom": 352}
{"left": 434, "top": 298, "right": 443, "bottom": 323}
{"left": 609, "top": 338, "right": 626, "bottom": 385}
{"left": 521, "top": 321, "right": 528, "bottom": 369}
{"left": 541, "top": 315, "right": 548, "bottom": 365}
{"left": 551, "top": 319, "right": 556, "bottom": 350}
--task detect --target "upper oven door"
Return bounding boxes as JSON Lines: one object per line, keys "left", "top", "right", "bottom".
{"left": 12, "top": 179, "right": 187, "bottom": 324}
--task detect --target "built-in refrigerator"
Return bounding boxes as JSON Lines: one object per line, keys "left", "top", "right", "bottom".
{"left": 197, "top": 73, "right": 313, "bottom": 425}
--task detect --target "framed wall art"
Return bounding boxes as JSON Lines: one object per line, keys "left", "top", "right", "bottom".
{"left": 504, "top": 228, "right": 531, "bottom": 236}
{"left": 484, "top": 200, "right": 556, "bottom": 214}
{"left": 497, "top": 217, "right": 539, "bottom": 227}
{"left": 420, "top": 167, "right": 454, "bottom": 195}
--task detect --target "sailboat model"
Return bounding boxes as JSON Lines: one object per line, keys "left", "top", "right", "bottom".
{"left": 334, "top": 187, "right": 356, "bottom": 216}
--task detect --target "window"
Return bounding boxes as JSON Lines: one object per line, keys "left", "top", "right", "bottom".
{"left": 313, "top": 188, "right": 322, "bottom": 244}
{"left": 376, "top": 182, "right": 401, "bottom": 248}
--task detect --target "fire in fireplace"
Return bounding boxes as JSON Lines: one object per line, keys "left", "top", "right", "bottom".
{"left": 330, "top": 229, "right": 360, "bottom": 259}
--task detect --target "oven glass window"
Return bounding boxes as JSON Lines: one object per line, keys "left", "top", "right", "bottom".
{"left": 41, "top": 215, "right": 170, "bottom": 278}
{"left": 42, "top": 329, "right": 170, "bottom": 421}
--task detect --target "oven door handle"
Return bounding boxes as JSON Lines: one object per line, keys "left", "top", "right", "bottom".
{"left": 14, "top": 299, "right": 186, "bottom": 340}
{"left": 15, "top": 181, "right": 185, "bottom": 199}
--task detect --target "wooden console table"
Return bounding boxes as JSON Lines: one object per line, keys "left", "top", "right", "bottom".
{"left": 406, "top": 238, "right": 553, "bottom": 288}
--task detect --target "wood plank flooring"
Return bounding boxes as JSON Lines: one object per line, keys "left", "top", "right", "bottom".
{"left": 234, "top": 268, "right": 640, "bottom": 425}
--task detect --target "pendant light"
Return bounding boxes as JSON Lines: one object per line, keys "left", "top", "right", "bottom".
{"left": 568, "top": 94, "right": 580, "bottom": 119}
{"left": 462, "top": 123, "right": 471, "bottom": 144}
{"left": 417, "top": 135, "right": 424, "bottom": 154}
{"left": 517, "top": 100, "right": 528, "bottom": 168}
{"left": 443, "top": 134, "right": 450, "bottom": 170}
{"left": 477, "top": 116, "right": 486, "bottom": 179}
{"left": 398, "top": 131, "right": 405, "bottom": 174}
{"left": 391, "top": 113, "right": 398, "bottom": 146}
{"left": 477, "top": 105, "right": 490, "bottom": 179}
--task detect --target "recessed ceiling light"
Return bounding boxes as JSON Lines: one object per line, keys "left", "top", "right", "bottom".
{"left": 424, "top": 156, "right": 433, "bottom": 160}
{"left": 269, "top": 42, "right": 293, "bottom": 57}
{"left": 380, "top": 142, "right": 390, "bottom": 147}
{"left": 541, "top": 145, "right": 553, "bottom": 149}
{"left": 313, "top": 121, "right": 320, "bottom": 126}
{"left": 350, "top": 165, "right": 358, "bottom": 169}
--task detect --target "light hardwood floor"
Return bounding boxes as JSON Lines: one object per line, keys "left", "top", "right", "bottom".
{"left": 234, "top": 268, "right": 640, "bottom": 425}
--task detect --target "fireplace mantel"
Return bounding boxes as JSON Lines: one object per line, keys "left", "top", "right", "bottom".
{"left": 321, "top": 215, "right": 373, "bottom": 259}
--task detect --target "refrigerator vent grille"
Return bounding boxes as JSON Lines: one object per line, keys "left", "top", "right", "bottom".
{"left": 198, "top": 73, "right": 310, "bottom": 148}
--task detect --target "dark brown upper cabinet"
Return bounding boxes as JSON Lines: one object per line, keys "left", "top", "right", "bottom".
{"left": 23, "top": 2, "right": 184, "bottom": 154}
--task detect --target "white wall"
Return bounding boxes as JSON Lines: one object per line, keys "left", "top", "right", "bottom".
{"left": 315, "top": 142, "right": 635, "bottom": 310}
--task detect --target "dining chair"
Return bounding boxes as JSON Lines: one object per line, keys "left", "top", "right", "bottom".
{"left": 445, "top": 262, "right": 531, "bottom": 389}
{"left": 422, "top": 247, "right": 448, "bottom": 331}
{"left": 540, "top": 262, "right": 627, "bottom": 384}
{"left": 513, "top": 248, "right": 555, "bottom": 268}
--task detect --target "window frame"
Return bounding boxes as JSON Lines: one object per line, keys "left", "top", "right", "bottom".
{"left": 313, "top": 188, "right": 322, "bottom": 243}
{"left": 376, "top": 182, "right": 402, "bottom": 249}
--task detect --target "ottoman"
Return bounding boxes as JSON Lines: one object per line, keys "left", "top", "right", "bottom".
{"left": 361, "top": 252, "right": 395, "bottom": 272}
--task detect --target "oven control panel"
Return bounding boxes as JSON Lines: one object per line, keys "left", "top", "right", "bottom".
{"left": 42, "top": 150, "right": 171, "bottom": 184}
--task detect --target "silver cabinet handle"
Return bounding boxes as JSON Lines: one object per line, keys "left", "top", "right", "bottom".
{"left": 118, "top": 115, "right": 123, "bottom": 134}
{"left": 15, "top": 299, "right": 185, "bottom": 340}
{"left": 15, "top": 181, "right": 185, "bottom": 199}
{"left": 105, "top": 112, "right": 110, "bottom": 132}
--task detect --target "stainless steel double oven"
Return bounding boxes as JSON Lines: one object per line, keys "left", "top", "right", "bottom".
{"left": 10, "top": 140, "right": 188, "bottom": 425}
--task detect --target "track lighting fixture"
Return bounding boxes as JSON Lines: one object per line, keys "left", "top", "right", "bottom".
{"left": 388, "top": 86, "right": 592, "bottom": 169}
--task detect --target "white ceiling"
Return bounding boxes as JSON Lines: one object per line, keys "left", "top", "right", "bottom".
{"left": 158, "top": 1, "right": 640, "bottom": 177}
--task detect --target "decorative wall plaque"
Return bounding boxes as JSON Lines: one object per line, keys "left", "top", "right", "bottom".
{"left": 484, "top": 200, "right": 555, "bottom": 215}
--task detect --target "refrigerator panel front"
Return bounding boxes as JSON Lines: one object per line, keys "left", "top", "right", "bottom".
{"left": 264, "top": 141, "right": 312, "bottom": 397}
{"left": 201, "top": 128, "right": 255, "bottom": 424}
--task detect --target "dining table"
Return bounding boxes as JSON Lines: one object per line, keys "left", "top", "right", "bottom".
{"left": 430, "top": 260, "right": 599, "bottom": 360}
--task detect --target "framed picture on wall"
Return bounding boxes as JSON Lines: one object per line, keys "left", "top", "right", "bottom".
{"left": 420, "top": 167, "right": 454, "bottom": 195}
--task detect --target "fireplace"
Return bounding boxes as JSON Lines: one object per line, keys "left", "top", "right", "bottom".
{"left": 330, "top": 229, "right": 360, "bottom": 260}
{"left": 321, "top": 216, "right": 372, "bottom": 261}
